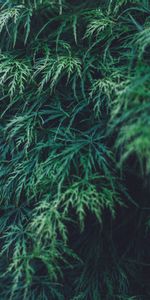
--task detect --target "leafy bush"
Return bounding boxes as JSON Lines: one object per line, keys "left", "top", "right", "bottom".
{"left": 0, "top": 0, "right": 150, "bottom": 299}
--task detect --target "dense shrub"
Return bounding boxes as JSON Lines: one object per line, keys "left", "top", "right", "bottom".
{"left": 0, "top": 0, "right": 150, "bottom": 299}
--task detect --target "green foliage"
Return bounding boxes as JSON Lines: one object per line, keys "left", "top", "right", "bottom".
{"left": 0, "top": 54, "right": 31, "bottom": 97}
{"left": 34, "top": 51, "right": 82, "bottom": 93}
{"left": 0, "top": 0, "right": 150, "bottom": 299}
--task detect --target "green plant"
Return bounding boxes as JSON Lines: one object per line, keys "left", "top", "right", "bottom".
{"left": 0, "top": 0, "right": 150, "bottom": 299}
